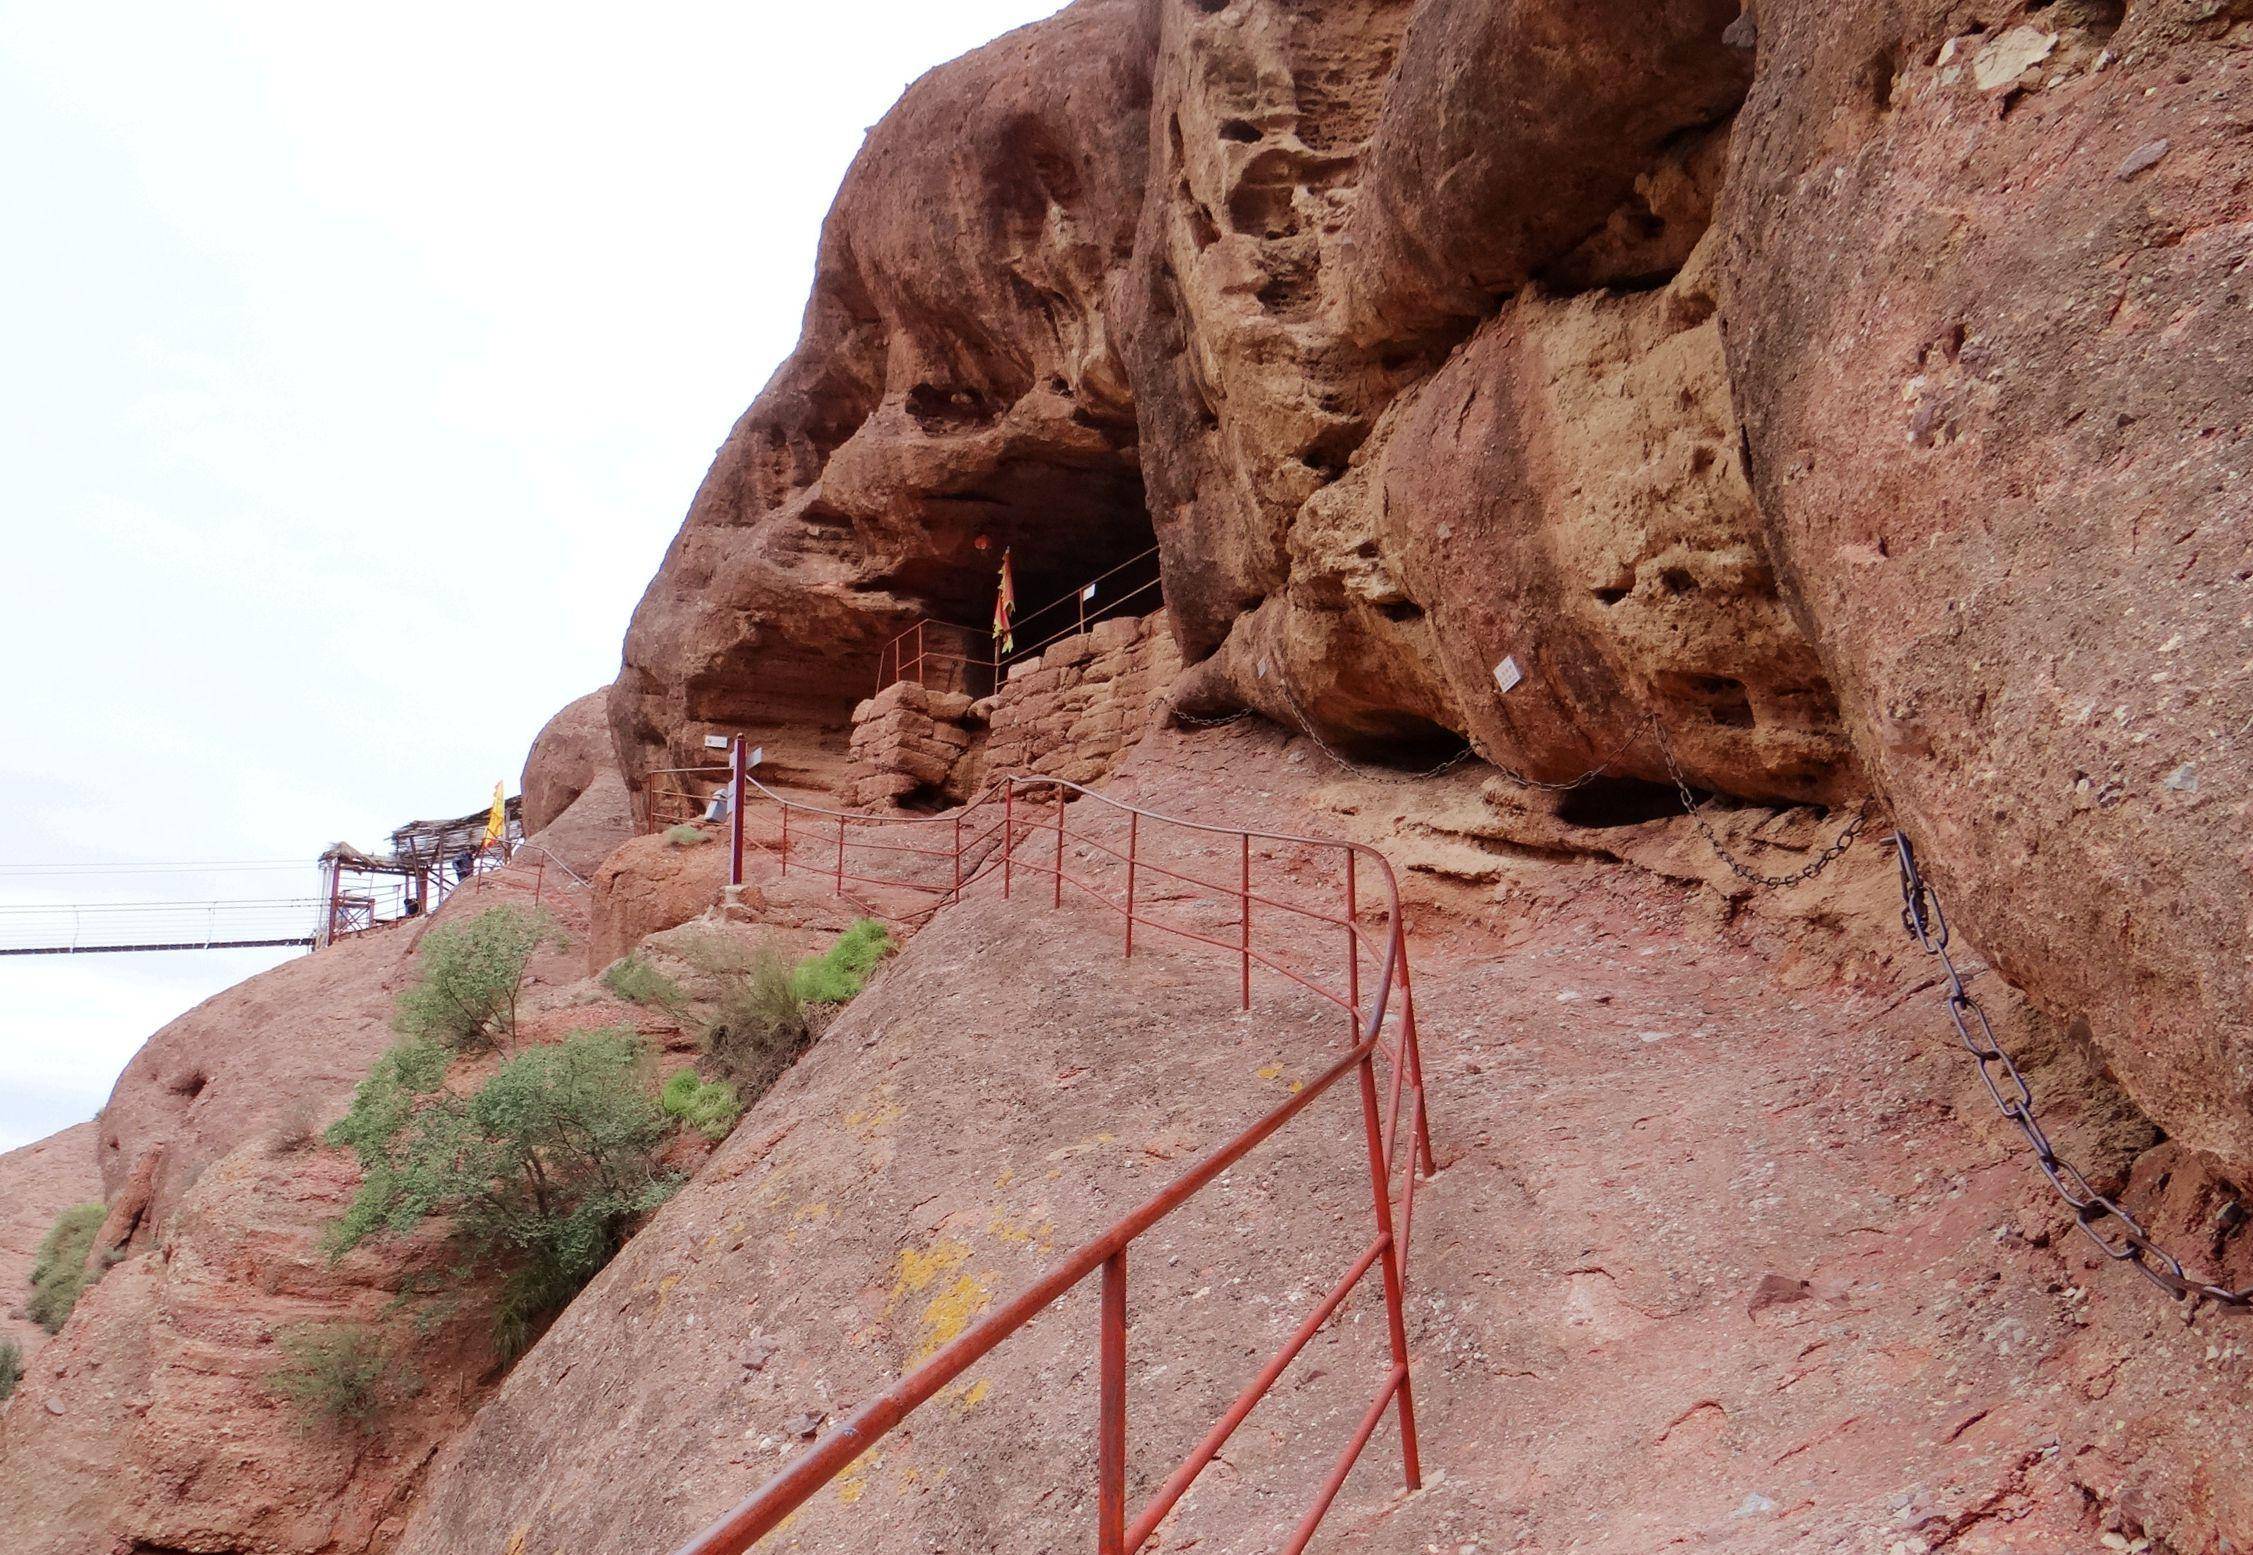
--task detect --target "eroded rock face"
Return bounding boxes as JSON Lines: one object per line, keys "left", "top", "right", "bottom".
{"left": 1172, "top": 235, "right": 1856, "bottom": 801}
{"left": 0, "top": 868, "right": 591, "bottom": 1554}
{"left": 0, "top": 1145, "right": 495, "bottom": 1555}
{"left": 521, "top": 686, "right": 620, "bottom": 834}
{"left": 0, "top": 1123, "right": 99, "bottom": 1365}
{"left": 1719, "top": 0, "right": 2253, "bottom": 1166}
{"left": 609, "top": 0, "right": 1161, "bottom": 797}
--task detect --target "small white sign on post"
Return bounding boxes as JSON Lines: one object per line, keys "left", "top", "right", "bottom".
{"left": 703, "top": 734, "right": 730, "bottom": 750}
{"left": 1493, "top": 655, "right": 1524, "bottom": 695}
{"left": 1082, "top": 583, "right": 1098, "bottom": 602}
{"left": 748, "top": 746, "right": 764, "bottom": 768}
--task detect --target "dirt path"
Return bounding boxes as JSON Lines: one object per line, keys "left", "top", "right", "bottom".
{"left": 1099, "top": 724, "right": 2250, "bottom": 1554}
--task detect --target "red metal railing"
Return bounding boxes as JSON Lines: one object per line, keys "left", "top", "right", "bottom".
{"left": 670, "top": 742, "right": 1435, "bottom": 1554}
{"left": 639, "top": 763, "right": 732, "bottom": 835}
{"left": 874, "top": 544, "right": 1165, "bottom": 698}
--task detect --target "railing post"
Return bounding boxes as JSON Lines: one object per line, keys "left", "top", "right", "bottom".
{"left": 779, "top": 804, "right": 790, "bottom": 878}
{"left": 1098, "top": 1250, "right": 1128, "bottom": 1555}
{"left": 1357, "top": 1050, "right": 1422, "bottom": 1493}
{"left": 729, "top": 737, "right": 747, "bottom": 890}
{"left": 1344, "top": 851, "right": 1359, "bottom": 1047}
{"left": 1239, "top": 832, "right": 1252, "bottom": 1011}
{"left": 1399, "top": 951, "right": 1437, "bottom": 1177}
{"left": 835, "top": 817, "right": 846, "bottom": 896}
{"left": 1054, "top": 792, "right": 1066, "bottom": 909}
{"left": 1002, "top": 784, "right": 1015, "bottom": 899}
{"left": 1124, "top": 811, "right": 1138, "bottom": 959}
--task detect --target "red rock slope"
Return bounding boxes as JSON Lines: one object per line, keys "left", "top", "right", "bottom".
{"left": 0, "top": 1123, "right": 99, "bottom": 1366}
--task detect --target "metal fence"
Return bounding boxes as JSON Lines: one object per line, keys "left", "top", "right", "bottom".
{"left": 669, "top": 742, "right": 1436, "bottom": 1554}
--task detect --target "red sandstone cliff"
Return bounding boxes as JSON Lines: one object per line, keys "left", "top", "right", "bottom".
{"left": 7, "top": 2, "right": 2251, "bottom": 1551}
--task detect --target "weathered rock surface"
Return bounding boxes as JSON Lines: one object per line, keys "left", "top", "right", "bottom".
{"left": 0, "top": 1136, "right": 498, "bottom": 1555}
{"left": 617, "top": 0, "right": 2253, "bottom": 1178}
{"left": 0, "top": 865, "right": 589, "bottom": 1555}
{"left": 0, "top": 1123, "right": 99, "bottom": 1364}
{"left": 1719, "top": 0, "right": 2253, "bottom": 1168}
{"left": 400, "top": 727, "right": 2253, "bottom": 1553}
{"left": 527, "top": 768, "right": 637, "bottom": 880}
{"left": 521, "top": 685, "right": 620, "bottom": 834}
{"left": 609, "top": 0, "right": 1161, "bottom": 799}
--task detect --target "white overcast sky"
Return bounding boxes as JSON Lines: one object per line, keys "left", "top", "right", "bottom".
{"left": 0, "top": 1, "right": 1068, "bottom": 1152}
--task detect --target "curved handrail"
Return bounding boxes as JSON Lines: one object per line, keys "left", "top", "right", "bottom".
{"left": 667, "top": 754, "right": 1437, "bottom": 1555}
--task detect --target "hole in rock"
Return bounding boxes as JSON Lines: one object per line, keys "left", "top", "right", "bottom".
{"left": 894, "top": 784, "right": 949, "bottom": 816}
{"left": 1659, "top": 566, "right": 1698, "bottom": 595}
{"left": 171, "top": 1070, "right": 209, "bottom": 1099}
{"left": 905, "top": 382, "right": 996, "bottom": 433}
{"left": 1376, "top": 599, "right": 1424, "bottom": 624}
{"left": 1556, "top": 777, "right": 1688, "bottom": 830}
{"left": 1189, "top": 0, "right": 1231, "bottom": 12}
{"left": 1863, "top": 46, "right": 1898, "bottom": 111}
{"left": 1684, "top": 674, "right": 1756, "bottom": 728}
{"left": 1219, "top": 119, "right": 1263, "bottom": 143}
{"left": 1592, "top": 585, "right": 1632, "bottom": 606}
{"left": 1329, "top": 712, "right": 1469, "bottom": 771}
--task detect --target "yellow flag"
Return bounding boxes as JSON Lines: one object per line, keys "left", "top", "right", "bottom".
{"left": 483, "top": 782, "right": 506, "bottom": 845}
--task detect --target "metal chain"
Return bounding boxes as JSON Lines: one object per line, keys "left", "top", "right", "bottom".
{"left": 1653, "top": 716, "right": 1867, "bottom": 887}
{"left": 1894, "top": 829, "right": 2250, "bottom": 1310}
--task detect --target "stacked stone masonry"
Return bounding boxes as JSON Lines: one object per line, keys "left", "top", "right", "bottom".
{"left": 843, "top": 680, "right": 982, "bottom": 809}
{"left": 844, "top": 611, "right": 1181, "bottom": 808}
{"left": 984, "top": 612, "right": 1180, "bottom": 786}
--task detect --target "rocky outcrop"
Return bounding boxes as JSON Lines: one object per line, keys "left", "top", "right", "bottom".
{"left": 0, "top": 1123, "right": 99, "bottom": 1365}
{"left": 0, "top": 867, "right": 588, "bottom": 1555}
{"left": 608, "top": 0, "right": 1161, "bottom": 798}
{"left": 522, "top": 686, "right": 619, "bottom": 834}
{"left": 1718, "top": 0, "right": 2253, "bottom": 1168}
{"left": 0, "top": 1137, "right": 498, "bottom": 1555}
{"left": 614, "top": 0, "right": 2253, "bottom": 1176}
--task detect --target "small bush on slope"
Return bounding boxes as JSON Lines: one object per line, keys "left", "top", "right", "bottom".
{"left": 393, "top": 905, "right": 560, "bottom": 1052}
{"left": 700, "top": 943, "right": 809, "bottom": 1091}
{"left": 687, "top": 920, "right": 894, "bottom": 1089}
{"left": 28, "top": 1202, "right": 108, "bottom": 1333}
{"left": 324, "top": 1027, "right": 681, "bottom": 1357}
{"left": 264, "top": 1322, "right": 416, "bottom": 1435}
{"left": 0, "top": 1338, "right": 21, "bottom": 1403}
{"left": 790, "top": 918, "right": 895, "bottom": 1005}
{"left": 602, "top": 953, "right": 684, "bottom": 1011}
{"left": 664, "top": 824, "right": 709, "bottom": 847}
{"left": 660, "top": 1068, "right": 743, "bottom": 1140}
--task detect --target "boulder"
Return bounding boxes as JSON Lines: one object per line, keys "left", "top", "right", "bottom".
{"left": 608, "top": 0, "right": 1162, "bottom": 798}
{"left": 520, "top": 686, "right": 619, "bottom": 834}
{"left": 1719, "top": 0, "right": 2253, "bottom": 1168}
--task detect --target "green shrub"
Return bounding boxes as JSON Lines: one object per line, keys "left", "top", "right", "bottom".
{"left": 700, "top": 943, "right": 810, "bottom": 1090}
{"left": 791, "top": 918, "right": 895, "bottom": 1005}
{"left": 393, "top": 905, "right": 559, "bottom": 1051}
{"left": 0, "top": 1338, "right": 21, "bottom": 1403}
{"left": 264, "top": 1322, "right": 414, "bottom": 1435}
{"left": 27, "top": 1202, "right": 107, "bottom": 1333}
{"left": 324, "top": 1027, "right": 681, "bottom": 1356}
{"left": 602, "top": 953, "right": 684, "bottom": 1010}
{"left": 664, "top": 824, "right": 709, "bottom": 847}
{"left": 659, "top": 1068, "right": 742, "bottom": 1141}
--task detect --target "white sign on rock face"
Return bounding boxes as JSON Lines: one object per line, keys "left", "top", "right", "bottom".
{"left": 703, "top": 734, "right": 730, "bottom": 750}
{"left": 1493, "top": 656, "right": 1524, "bottom": 695}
